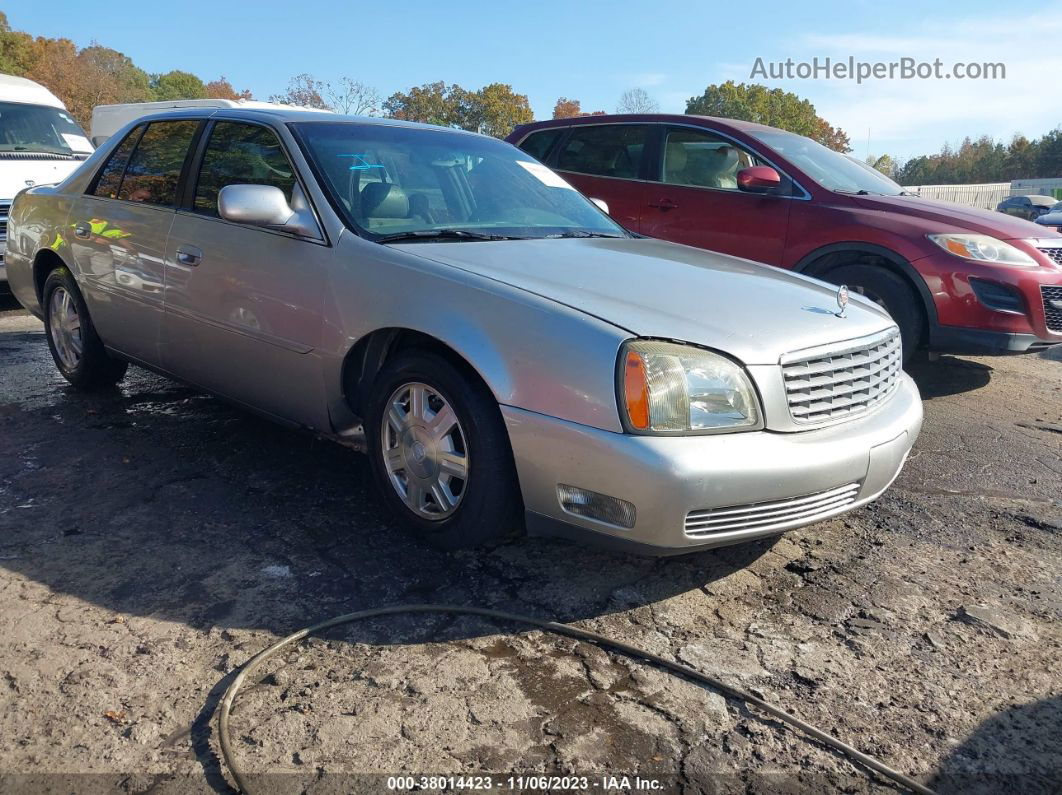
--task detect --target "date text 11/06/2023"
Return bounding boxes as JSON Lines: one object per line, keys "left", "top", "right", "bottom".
{"left": 386, "top": 775, "right": 666, "bottom": 791}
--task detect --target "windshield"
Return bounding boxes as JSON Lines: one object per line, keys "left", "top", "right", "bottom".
{"left": 293, "top": 121, "right": 626, "bottom": 241}
{"left": 0, "top": 102, "right": 92, "bottom": 155}
{"left": 749, "top": 129, "right": 905, "bottom": 196}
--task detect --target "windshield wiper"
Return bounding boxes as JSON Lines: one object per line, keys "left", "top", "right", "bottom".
{"left": 375, "top": 229, "right": 522, "bottom": 244}
{"left": 546, "top": 230, "right": 626, "bottom": 239}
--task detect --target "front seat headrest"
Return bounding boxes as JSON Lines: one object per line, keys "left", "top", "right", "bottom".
{"left": 664, "top": 142, "right": 687, "bottom": 178}
{"left": 362, "top": 183, "right": 409, "bottom": 218}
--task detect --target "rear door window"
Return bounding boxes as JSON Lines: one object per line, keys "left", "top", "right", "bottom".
{"left": 555, "top": 125, "right": 649, "bottom": 180}
{"left": 117, "top": 120, "right": 199, "bottom": 206}
{"left": 193, "top": 122, "right": 297, "bottom": 216}
{"left": 91, "top": 125, "right": 144, "bottom": 199}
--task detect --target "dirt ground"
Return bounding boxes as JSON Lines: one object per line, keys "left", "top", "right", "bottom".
{"left": 1, "top": 292, "right": 1060, "bottom": 794}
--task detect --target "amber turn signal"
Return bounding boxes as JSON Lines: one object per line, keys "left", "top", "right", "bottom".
{"left": 623, "top": 350, "right": 650, "bottom": 430}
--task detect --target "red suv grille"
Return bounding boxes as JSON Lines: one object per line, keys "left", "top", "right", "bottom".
{"left": 1039, "top": 246, "right": 1062, "bottom": 266}
{"left": 1043, "top": 286, "right": 1062, "bottom": 332}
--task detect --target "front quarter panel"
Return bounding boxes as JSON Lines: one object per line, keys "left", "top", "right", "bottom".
{"left": 323, "top": 233, "right": 630, "bottom": 432}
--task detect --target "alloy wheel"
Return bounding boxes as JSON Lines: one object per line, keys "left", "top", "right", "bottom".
{"left": 381, "top": 381, "right": 469, "bottom": 520}
{"left": 48, "top": 286, "right": 83, "bottom": 370}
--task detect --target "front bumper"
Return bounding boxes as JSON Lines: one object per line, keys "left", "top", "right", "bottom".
{"left": 914, "top": 241, "right": 1062, "bottom": 353}
{"left": 503, "top": 374, "right": 923, "bottom": 555}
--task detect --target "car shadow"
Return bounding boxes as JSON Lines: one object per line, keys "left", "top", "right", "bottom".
{"left": 0, "top": 290, "right": 23, "bottom": 311}
{"left": 930, "top": 695, "right": 1062, "bottom": 793}
{"left": 905, "top": 355, "right": 993, "bottom": 399}
{"left": 0, "top": 359, "right": 774, "bottom": 638}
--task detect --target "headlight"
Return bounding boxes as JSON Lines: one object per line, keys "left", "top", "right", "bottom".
{"left": 620, "top": 340, "right": 759, "bottom": 433}
{"left": 927, "top": 234, "right": 1037, "bottom": 267}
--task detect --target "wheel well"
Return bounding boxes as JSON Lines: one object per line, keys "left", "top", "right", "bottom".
{"left": 798, "top": 247, "right": 932, "bottom": 344}
{"left": 33, "top": 249, "right": 68, "bottom": 303}
{"left": 341, "top": 328, "right": 489, "bottom": 417}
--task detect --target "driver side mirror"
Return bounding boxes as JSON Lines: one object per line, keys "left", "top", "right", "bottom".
{"left": 590, "top": 197, "right": 610, "bottom": 214}
{"left": 218, "top": 184, "right": 321, "bottom": 238}
{"left": 737, "top": 166, "right": 781, "bottom": 193}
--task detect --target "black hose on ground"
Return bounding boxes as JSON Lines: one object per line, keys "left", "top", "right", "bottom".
{"left": 217, "top": 604, "right": 937, "bottom": 795}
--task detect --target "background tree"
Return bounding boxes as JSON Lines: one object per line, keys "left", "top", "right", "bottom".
{"left": 62, "top": 44, "right": 153, "bottom": 127}
{"left": 150, "top": 70, "right": 207, "bottom": 101}
{"left": 204, "top": 76, "right": 253, "bottom": 101}
{"left": 616, "top": 87, "right": 659, "bottom": 114}
{"left": 866, "top": 154, "right": 898, "bottom": 180}
{"left": 686, "top": 81, "right": 851, "bottom": 152}
{"left": 468, "top": 82, "right": 532, "bottom": 137}
{"left": 324, "top": 76, "right": 380, "bottom": 116}
{"left": 0, "top": 12, "right": 35, "bottom": 74}
{"left": 553, "top": 97, "right": 581, "bottom": 119}
{"left": 269, "top": 73, "right": 330, "bottom": 110}
{"left": 384, "top": 81, "right": 466, "bottom": 127}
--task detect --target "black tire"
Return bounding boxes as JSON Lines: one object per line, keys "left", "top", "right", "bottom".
{"left": 365, "top": 349, "right": 522, "bottom": 550}
{"left": 823, "top": 264, "right": 924, "bottom": 364}
{"left": 42, "top": 266, "right": 128, "bottom": 389}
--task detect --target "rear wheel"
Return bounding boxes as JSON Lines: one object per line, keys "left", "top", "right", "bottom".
{"left": 43, "top": 267, "right": 127, "bottom": 389}
{"left": 824, "top": 264, "right": 924, "bottom": 364}
{"left": 365, "top": 350, "right": 522, "bottom": 550}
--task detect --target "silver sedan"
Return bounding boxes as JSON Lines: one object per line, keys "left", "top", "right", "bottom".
{"left": 5, "top": 109, "right": 922, "bottom": 554}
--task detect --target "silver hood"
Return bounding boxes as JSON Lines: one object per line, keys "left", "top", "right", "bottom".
{"left": 400, "top": 237, "right": 894, "bottom": 365}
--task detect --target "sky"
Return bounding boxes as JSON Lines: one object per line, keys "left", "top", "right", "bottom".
{"left": 9, "top": 1, "right": 1062, "bottom": 160}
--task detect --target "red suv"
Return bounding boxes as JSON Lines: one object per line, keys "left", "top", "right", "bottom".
{"left": 507, "top": 114, "right": 1062, "bottom": 359}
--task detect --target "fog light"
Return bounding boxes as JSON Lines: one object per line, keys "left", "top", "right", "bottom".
{"left": 557, "top": 484, "right": 636, "bottom": 529}
{"left": 969, "top": 278, "right": 1024, "bottom": 314}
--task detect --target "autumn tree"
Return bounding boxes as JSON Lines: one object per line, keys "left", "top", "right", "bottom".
{"left": 383, "top": 81, "right": 470, "bottom": 127}
{"left": 270, "top": 73, "right": 330, "bottom": 110}
{"left": 150, "top": 70, "right": 207, "bottom": 101}
{"left": 325, "top": 76, "right": 380, "bottom": 116}
{"left": 0, "top": 12, "right": 35, "bottom": 74}
{"left": 205, "top": 76, "right": 253, "bottom": 101}
{"left": 616, "top": 88, "right": 659, "bottom": 114}
{"left": 553, "top": 97, "right": 582, "bottom": 118}
{"left": 468, "top": 83, "right": 532, "bottom": 138}
{"left": 686, "top": 81, "right": 850, "bottom": 152}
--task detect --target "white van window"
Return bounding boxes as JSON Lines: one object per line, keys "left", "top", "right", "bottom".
{"left": 0, "top": 102, "right": 92, "bottom": 155}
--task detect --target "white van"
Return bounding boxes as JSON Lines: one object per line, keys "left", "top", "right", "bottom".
{"left": 89, "top": 99, "right": 319, "bottom": 147}
{"left": 0, "top": 74, "right": 94, "bottom": 284}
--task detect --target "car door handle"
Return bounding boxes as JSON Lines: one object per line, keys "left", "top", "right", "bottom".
{"left": 649, "top": 198, "right": 678, "bottom": 210}
{"left": 175, "top": 245, "right": 203, "bottom": 267}
{"left": 74, "top": 222, "right": 91, "bottom": 239}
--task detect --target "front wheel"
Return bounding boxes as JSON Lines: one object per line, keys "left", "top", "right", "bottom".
{"left": 43, "top": 267, "right": 128, "bottom": 389}
{"left": 824, "top": 264, "right": 924, "bottom": 364}
{"left": 365, "top": 350, "right": 522, "bottom": 550}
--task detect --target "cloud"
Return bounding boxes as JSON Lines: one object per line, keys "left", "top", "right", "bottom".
{"left": 758, "top": 8, "right": 1062, "bottom": 157}
{"left": 632, "top": 72, "right": 668, "bottom": 88}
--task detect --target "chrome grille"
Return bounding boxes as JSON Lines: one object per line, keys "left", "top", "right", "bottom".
{"left": 684, "top": 482, "right": 861, "bottom": 537}
{"left": 0, "top": 201, "right": 9, "bottom": 242}
{"left": 781, "top": 328, "right": 901, "bottom": 425}
{"left": 1038, "top": 246, "right": 1062, "bottom": 266}
{"left": 1043, "top": 286, "right": 1062, "bottom": 332}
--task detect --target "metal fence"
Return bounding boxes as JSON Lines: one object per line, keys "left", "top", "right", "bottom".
{"left": 901, "top": 183, "right": 1011, "bottom": 210}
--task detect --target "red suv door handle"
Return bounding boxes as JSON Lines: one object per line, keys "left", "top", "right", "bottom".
{"left": 649, "top": 198, "right": 678, "bottom": 210}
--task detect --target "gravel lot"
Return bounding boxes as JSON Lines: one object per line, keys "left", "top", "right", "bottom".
{"left": 1, "top": 293, "right": 1060, "bottom": 794}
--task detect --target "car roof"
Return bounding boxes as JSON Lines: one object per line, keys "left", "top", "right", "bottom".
{"left": 0, "top": 73, "right": 67, "bottom": 109}
{"left": 514, "top": 113, "right": 780, "bottom": 135}
{"left": 126, "top": 106, "right": 487, "bottom": 137}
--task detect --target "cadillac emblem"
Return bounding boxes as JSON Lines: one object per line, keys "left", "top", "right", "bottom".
{"left": 835, "top": 284, "right": 849, "bottom": 318}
